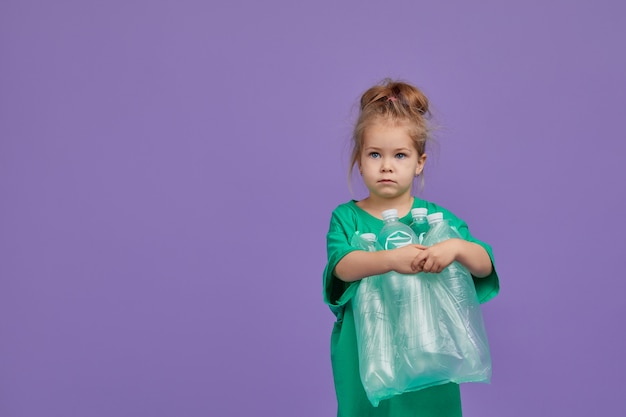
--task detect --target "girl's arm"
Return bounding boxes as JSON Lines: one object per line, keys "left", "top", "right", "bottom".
{"left": 335, "top": 245, "right": 425, "bottom": 282}
{"left": 411, "top": 239, "right": 492, "bottom": 277}
{"left": 455, "top": 240, "right": 492, "bottom": 277}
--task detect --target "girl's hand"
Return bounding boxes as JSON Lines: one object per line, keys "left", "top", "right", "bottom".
{"left": 388, "top": 244, "right": 428, "bottom": 274}
{"left": 411, "top": 239, "right": 461, "bottom": 273}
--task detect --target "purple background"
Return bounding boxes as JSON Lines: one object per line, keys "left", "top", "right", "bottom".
{"left": 1, "top": 1, "right": 625, "bottom": 416}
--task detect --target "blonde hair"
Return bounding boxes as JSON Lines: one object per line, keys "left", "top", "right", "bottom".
{"left": 348, "top": 79, "right": 432, "bottom": 189}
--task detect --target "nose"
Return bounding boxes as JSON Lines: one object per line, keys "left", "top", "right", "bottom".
{"left": 381, "top": 157, "right": 393, "bottom": 172}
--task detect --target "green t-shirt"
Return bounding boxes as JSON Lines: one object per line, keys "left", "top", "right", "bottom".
{"left": 323, "top": 198, "right": 500, "bottom": 417}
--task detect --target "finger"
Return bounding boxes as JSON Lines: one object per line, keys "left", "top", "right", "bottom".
{"left": 412, "top": 251, "right": 427, "bottom": 269}
{"left": 422, "top": 258, "right": 434, "bottom": 273}
{"left": 413, "top": 259, "right": 426, "bottom": 272}
{"left": 411, "top": 257, "right": 422, "bottom": 271}
{"left": 413, "top": 244, "right": 428, "bottom": 250}
{"left": 413, "top": 250, "right": 426, "bottom": 263}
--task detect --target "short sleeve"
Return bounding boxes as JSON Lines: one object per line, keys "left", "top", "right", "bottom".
{"left": 436, "top": 207, "right": 500, "bottom": 304}
{"left": 323, "top": 208, "right": 360, "bottom": 317}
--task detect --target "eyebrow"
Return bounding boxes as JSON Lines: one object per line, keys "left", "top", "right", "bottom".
{"left": 364, "top": 146, "right": 412, "bottom": 152}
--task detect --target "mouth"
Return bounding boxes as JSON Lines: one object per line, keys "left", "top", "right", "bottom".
{"left": 378, "top": 179, "right": 396, "bottom": 184}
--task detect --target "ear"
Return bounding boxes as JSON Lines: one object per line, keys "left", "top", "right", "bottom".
{"left": 415, "top": 153, "right": 427, "bottom": 176}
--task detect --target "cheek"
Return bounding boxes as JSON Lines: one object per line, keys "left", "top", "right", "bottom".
{"left": 359, "top": 162, "right": 376, "bottom": 177}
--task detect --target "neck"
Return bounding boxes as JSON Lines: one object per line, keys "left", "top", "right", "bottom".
{"left": 358, "top": 195, "right": 414, "bottom": 219}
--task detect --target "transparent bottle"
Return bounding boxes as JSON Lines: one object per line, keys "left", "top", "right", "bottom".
{"left": 421, "top": 212, "right": 491, "bottom": 380}
{"left": 376, "top": 209, "right": 441, "bottom": 390}
{"left": 423, "top": 212, "right": 459, "bottom": 241}
{"left": 409, "top": 208, "right": 429, "bottom": 244}
{"left": 378, "top": 209, "right": 419, "bottom": 249}
{"left": 356, "top": 232, "right": 379, "bottom": 252}
{"left": 376, "top": 209, "right": 419, "bottom": 344}
{"left": 350, "top": 232, "right": 395, "bottom": 404}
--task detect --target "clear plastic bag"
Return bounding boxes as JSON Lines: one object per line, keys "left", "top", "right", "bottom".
{"left": 351, "top": 229, "right": 492, "bottom": 407}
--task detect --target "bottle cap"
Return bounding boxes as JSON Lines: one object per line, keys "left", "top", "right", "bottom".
{"left": 381, "top": 209, "right": 399, "bottom": 221}
{"left": 411, "top": 208, "right": 428, "bottom": 218}
{"left": 360, "top": 233, "right": 377, "bottom": 242}
{"left": 427, "top": 212, "right": 444, "bottom": 224}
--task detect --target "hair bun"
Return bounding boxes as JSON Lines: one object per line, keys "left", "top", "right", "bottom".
{"left": 360, "top": 79, "right": 430, "bottom": 116}
{"left": 387, "top": 80, "right": 429, "bottom": 115}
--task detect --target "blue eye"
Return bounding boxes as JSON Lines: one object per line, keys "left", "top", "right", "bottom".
{"left": 369, "top": 152, "right": 381, "bottom": 159}
{"left": 395, "top": 153, "right": 407, "bottom": 159}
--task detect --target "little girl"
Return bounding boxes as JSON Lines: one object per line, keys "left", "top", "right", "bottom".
{"left": 323, "top": 79, "right": 500, "bottom": 417}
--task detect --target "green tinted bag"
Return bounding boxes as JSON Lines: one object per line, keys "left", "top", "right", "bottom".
{"left": 351, "top": 231, "right": 492, "bottom": 407}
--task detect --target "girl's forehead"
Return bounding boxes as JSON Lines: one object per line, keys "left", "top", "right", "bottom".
{"left": 368, "top": 116, "right": 412, "bottom": 128}
{"left": 362, "top": 122, "right": 412, "bottom": 146}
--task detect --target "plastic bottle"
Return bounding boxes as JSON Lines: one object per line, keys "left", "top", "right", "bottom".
{"left": 350, "top": 232, "right": 395, "bottom": 404}
{"left": 422, "top": 213, "right": 467, "bottom": 283}
{"left": 423, "top": 211, "right": 471, "bottom": 319}
{"left": 376, "top": 210, "right": 443, "bottom": 392}
{"left": 423, "top": 212, "right": 459, "bottom": 241}
{"left": 378, "top": 209, "right": 419, "bottom": 249}
{"left": 376, "top": 208, "right": 421, "bottom": 366}
{"left": 421, "top": 212, "right": 492, "bottom": 382}
{"left": 409, "top": 208, "right": 429, "bottom": 243}
{"left": 356, "top": 232, "right": 379, "bottom": 252}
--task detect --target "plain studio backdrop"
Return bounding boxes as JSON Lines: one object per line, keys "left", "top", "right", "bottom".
{"left": 1, "top": 1, "right": 624, "bottom": 416}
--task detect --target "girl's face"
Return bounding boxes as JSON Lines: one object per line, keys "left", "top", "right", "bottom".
{"left": 358, "top": 120, "right": 426, "bottom": 202}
